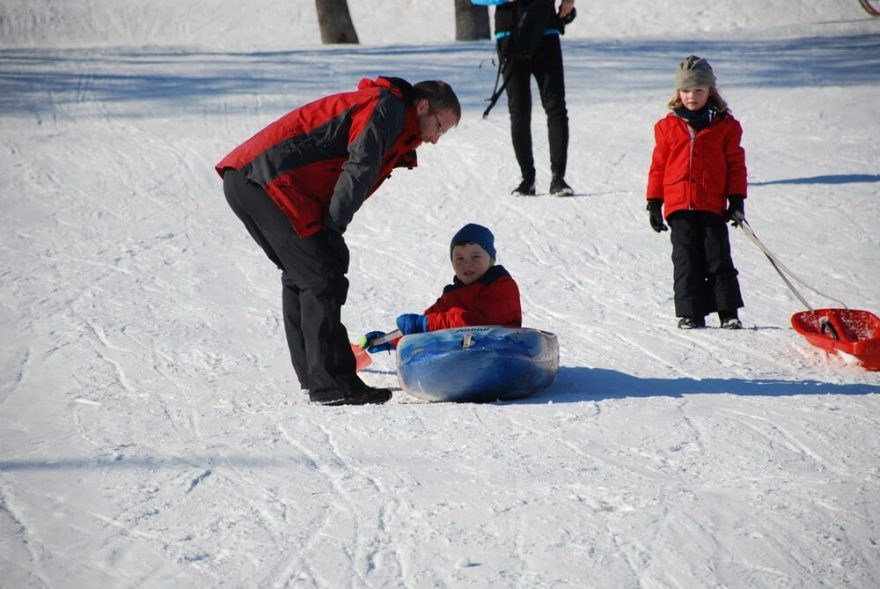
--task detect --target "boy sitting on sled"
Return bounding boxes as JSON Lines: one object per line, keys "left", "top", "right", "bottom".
{"left": 360, "top": 223, "right": 522, "bottom": 353}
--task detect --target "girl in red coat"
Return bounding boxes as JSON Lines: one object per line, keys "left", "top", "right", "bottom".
{"left": 646, "top": 56, "right": 747, "bottom": 330}
{"left": 361, "top": 223, "right": 522, "bottom": 352}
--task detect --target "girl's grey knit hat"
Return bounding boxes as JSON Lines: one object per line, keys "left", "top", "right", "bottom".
{"left": 676, "top": 55, "right": 716, "bottom": 89}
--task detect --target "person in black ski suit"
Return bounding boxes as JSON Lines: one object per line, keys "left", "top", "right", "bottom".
{"left": 491, "top": 0, "right": 576, "bottom": 196}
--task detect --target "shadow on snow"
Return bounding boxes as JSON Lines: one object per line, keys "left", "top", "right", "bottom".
{"left": 750, "top": 174, "right": 880, "bottom": 186}
{"left": 527, "top": 365, "right": 880, "bottom": 404}
{"left": 0, "top": 455, "right": 296, "bottom": 473}
{"left": 1, "top": 33, "right": 879, "bottom": 117}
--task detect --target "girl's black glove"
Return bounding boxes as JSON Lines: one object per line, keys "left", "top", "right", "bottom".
{"left": 724, "top": 195, "right": 746, "bottom": 226}
{"left": 647, "top": 199, "right": 668, "bottom": 232}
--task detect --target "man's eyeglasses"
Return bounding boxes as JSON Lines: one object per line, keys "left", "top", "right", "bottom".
{"left": 431, "top": 111, "right": 446, "bottom": 137}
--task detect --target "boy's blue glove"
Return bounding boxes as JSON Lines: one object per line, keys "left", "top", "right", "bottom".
{"left": 359, "top": 330, "right": 394, "bottom": 354}
{"left": 396, "top": 314, "right": 428, "bottom": 335}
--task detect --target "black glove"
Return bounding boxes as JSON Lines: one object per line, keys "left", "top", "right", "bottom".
{"left": 558, "top": 6, "right": 577, "bottom": 34}
{"left": 724, "top": 195, "right": 745, "bottom": 226}
{"left": 647, "top": 199, "right": 668, "bottom": 232}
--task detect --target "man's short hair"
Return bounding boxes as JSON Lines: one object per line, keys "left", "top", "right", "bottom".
{"left": 413, "top": 81, "right": 461, "bottom": 119}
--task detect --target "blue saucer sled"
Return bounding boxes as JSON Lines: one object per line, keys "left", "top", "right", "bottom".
{"left": 395, "top": 327, "right": 559, "bottom": 402}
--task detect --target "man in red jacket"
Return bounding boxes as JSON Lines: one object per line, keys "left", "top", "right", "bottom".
{"left": 217, "top": 77, "right": 460, "bottom": 405}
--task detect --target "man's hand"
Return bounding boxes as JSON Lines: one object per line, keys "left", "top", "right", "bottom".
{"left": 559, "top": 0, "right": 576, "bottom": 19}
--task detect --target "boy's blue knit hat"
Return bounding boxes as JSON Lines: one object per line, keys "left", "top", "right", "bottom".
{"left": 450, "top": 223, "right": 496, "bottom": 261}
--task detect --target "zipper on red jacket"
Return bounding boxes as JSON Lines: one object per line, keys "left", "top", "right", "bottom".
{"left": 687, "top": 124, "right": 696, "bottom": 210}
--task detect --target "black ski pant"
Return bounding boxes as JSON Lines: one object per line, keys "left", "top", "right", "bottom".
{"left": 500, "top": 33, "right": 569, "bottom": 182}
{"left": 223, "top": 169, "right": 358, "bottom": 393}
{"left": 668, "top": 210, "right": 744, "bottom": 319}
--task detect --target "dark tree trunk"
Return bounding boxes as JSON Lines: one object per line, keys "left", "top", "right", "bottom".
{"left": 315, "top": 0, "right": 360, "bottom": 44}
{"left": 454, "top": 0, "right": 490, "bottom": 41}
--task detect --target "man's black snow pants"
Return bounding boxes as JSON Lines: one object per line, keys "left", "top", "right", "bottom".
{"left": 223, "top": 169, "right": 358, "bottom": 393}
{"left": 668, "top": 210, "right": 744, "bottom": 319}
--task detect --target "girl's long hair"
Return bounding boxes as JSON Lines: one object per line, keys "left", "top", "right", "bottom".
{"left": 668, "top": 87, "right": 729, "bottom": 112}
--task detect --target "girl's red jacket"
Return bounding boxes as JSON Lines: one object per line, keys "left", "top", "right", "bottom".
{"left": 646, "top": 112, "right": 747, "bottom": 218}
{"left": 216, "top": 77, "right": 421, "bottom": 237}
{"left": 423, "top": 265, "right": 522, "bottom": 331}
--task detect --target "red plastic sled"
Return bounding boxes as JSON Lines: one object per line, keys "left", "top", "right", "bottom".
{"left": 351, "top": 342, "right": 372, "bottom": 371}
{"left": 791, "top": 309, "right": 880, "bottom": 371}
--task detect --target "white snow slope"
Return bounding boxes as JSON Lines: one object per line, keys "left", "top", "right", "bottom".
{"left": 2, "top": 1, "right": 880, "bottom": 587}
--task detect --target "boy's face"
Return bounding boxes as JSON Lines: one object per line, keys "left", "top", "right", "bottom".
{"left": 679, "top": 86, "right": 710, "bottom": 111}
{"left": 452, "top": 242, "right": 492, "bottom": 285}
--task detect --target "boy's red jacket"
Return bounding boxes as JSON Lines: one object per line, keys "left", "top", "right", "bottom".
{"left": 646, "top": 112, "right": 747, "bottom": 218}
{"left": 423, "top": 265, "right": 522, "bottom": 331}
{"left": 216, "top": 77, "right": 421, "bottom": 237}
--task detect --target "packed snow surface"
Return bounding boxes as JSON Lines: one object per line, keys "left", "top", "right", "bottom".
{"left": 1, "top": 1, "right": 879, "bottom": 587}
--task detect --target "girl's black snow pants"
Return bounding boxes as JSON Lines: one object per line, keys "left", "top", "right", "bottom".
{"left": 668, "top": 210, "right": 744, "bottom": 319}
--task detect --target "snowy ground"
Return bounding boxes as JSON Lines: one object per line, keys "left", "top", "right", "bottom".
{"left": 2, "top": 1, "right": 879, "bottom": 587}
